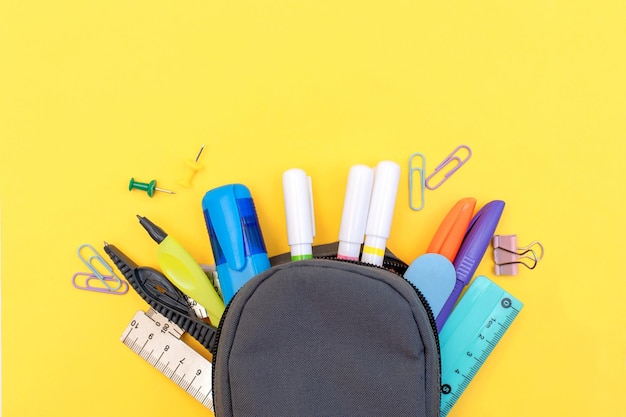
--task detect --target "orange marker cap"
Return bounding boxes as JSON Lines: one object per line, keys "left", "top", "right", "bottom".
{"left": 426, "top": 197, "right": 477, "bottom": 262}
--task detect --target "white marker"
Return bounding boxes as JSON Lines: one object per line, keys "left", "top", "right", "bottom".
{"left": 360, "top": 161, "right": 401, "bottom": 266}
{"left": 338, "top": 164, "right": 374, "bottom": 261}
{"left": 282, "top": 168, "right": 315, "bottom": 261}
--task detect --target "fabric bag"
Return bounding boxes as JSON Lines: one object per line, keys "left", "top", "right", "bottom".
{"left": 212, "top": 249, "right": 441, "bottom": 417}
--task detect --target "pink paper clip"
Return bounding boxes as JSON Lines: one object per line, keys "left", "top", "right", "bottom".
{"left": 492, "top": 234, "right": 544, "bottom": 276}
{"left": 72, "top": 272, "right": 129, "bottom": 294}
{"left": 425, "top": 144, "right": 472, "bottom": 190}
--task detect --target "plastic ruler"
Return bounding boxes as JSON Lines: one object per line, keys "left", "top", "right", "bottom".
{"left": 120, "top": 277, "right": 521, "bottom": 415}
{"left": 120, "top": 309, "right": 214, "bottom": 411}
{"left": 439, "top": 276, "right": 524, "bottom": 416}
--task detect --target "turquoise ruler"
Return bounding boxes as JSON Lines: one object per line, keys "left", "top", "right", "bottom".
{"left": 439, "top": 276, "right": 523, "bottom": 416}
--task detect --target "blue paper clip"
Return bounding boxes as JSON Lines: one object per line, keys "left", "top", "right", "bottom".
{"left": 76, "top": 244, "right": 125, "bottom": 293}
{"left": 72, "top": 272, "right": 129, "bottom": 294}
{"left": 425, "top": 145, "right": 472, "bottom": 190}
{"left": 409, "top": 152, "right": 426, "bottom": 211}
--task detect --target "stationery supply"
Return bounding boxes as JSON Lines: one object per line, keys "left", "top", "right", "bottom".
{"left": 337, "top": 164, "right": 374, "bottom": 261}
{"left": 137, "top": 215, "right": 225, "bottom": 325}
{"left": 121, "top": 308, "right": 215, "bottom": 411}
{"left": 71, "top": 271, "right": 129, "bottom": 294}
{"left": 97, "top": 151, "right": 529, "bottom": 416}
{"left": 426, "top": 197, "right": 477, "bottom": 262}
{"left": 107, "top": 233, "right": 524, "bottom": 417}
{"left": 202, "top": 184, "right": 271, "bottom": 304}
{"left": 404, "top": 198, "right": 477, "bottom": 330}
{"left": 104, "top": 243, "right": 218, "bottom": 350}
{"left": 493, "top": 234, "right": 544, "bottom": 275}
{"left": 439, "top": 276, "right": 523, "bottom": 417}
{"left": 128, "top": 177, "right": 175, "bottom": 197}
{"left": 178, "top": 144, "right": 205, "bottom": 188}
{"left": 74, "top": 243, "right": 127, "bottom": 294}
{"left": 361, "top": 160, "right": 401, "bottom": 266}
{"left": 437, "top": 200, "right": 505, "bottom": 329}
{"left": 282, "top": 168, "right": 316, "bottom": 261}
{"left": 408, "top": 152, "right": 426, "bottom": 211}
{"left": 106, "top": 241, "right": 441, "bottom": 415}
{"left": 425, "top": 144, "right": 472, "bottom": 190}
{"left": 212, "top": 258, "right": 440, "bottom": 417}
{"left": 409, "top": 146, "right": 473, "bottom": 210}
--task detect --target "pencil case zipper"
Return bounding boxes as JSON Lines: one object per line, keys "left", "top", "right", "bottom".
{"left": 210, "top": 249, "right": 441, "bottom": 400}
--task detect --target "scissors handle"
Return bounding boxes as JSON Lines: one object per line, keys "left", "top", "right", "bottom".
{"left": 103, "top": 243, "right": 218, "bottom": 352}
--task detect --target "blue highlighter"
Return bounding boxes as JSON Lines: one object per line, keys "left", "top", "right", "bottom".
{"left": 202, "top": 184, "right": 271, "bottom": 304}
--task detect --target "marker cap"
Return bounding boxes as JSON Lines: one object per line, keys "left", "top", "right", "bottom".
{"left": 338, "top": 164, "right": 374, "bottom": 260}
{"left": 361, "top": 235, "right": 388, "bottom": 266}
{"left": 282, "top": 168, "right": 315, "bottom": 259}
{"left": 337, "top": 241, "right": 361, "bottom": 261}
{"left": 360, "top": 161, "right": 400, "bottom": 266}
{"left": 426, "top": 197, "right": 477, "bottom": 262}
{"left": 290, "top": 244, "right": 314, "bottom": 261}
{"left": 364, "top": 161, "right": 401, "bottom": 239}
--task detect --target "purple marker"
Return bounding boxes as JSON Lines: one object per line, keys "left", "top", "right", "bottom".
{"left": 436, "top": 200, "right": 505, "bottom": 330}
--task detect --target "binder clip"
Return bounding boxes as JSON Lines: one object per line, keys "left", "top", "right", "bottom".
{"left": 408, "top": 152, "right": 426, "bottom": 211}
{"left": 492, "top": 235, "right": 544, "bottom": 276}
{"left": 74, "top": 244, "right": 128, "bottom": 294}
{"left": 425, "top": 144, "right": 472, "bottom": 190}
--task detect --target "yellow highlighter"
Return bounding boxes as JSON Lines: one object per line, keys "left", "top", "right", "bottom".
{"left": 137, "top": 215, "right": 225, "bottom": 325}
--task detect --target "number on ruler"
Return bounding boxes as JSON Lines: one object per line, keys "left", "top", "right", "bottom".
{"left": 121, "top": 310, "right": 214, "bottom": 411}
{"left": 441, "top": 305, "right": 521, "bottom": 413}
{"left": 439, "top": 277, "right": 523, "bottom": 417}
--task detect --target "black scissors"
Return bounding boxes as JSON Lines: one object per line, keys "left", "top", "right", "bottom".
{"left": 103, "top": 242, "right": 218, "bottom": 352}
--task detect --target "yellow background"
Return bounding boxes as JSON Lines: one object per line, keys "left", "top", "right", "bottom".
{"left": 1, "top": 1, "right": 625, "bottom": 416}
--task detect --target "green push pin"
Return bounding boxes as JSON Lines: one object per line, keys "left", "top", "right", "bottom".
{"left": 128, "top": 178, "right": 176, "bottom": 197}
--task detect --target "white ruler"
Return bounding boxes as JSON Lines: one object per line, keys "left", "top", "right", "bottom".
{"left": 120, "top": 309, "right": 214, "bottom": 411}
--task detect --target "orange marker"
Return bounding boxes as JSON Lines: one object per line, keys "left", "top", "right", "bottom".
{"left": 426, "top": 197, "right": 476, "bottom": 262}
{"left": 404, "top": 197, "right": 477, "bottom": 330}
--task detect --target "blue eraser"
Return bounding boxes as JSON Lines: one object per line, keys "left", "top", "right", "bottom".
{"left": 404, "top": 253, "right": 457, "bottom": 318}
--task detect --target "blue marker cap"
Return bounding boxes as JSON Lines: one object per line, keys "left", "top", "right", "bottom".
{"left": 202, "top": 184, "right": 271, "bottom": 304}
